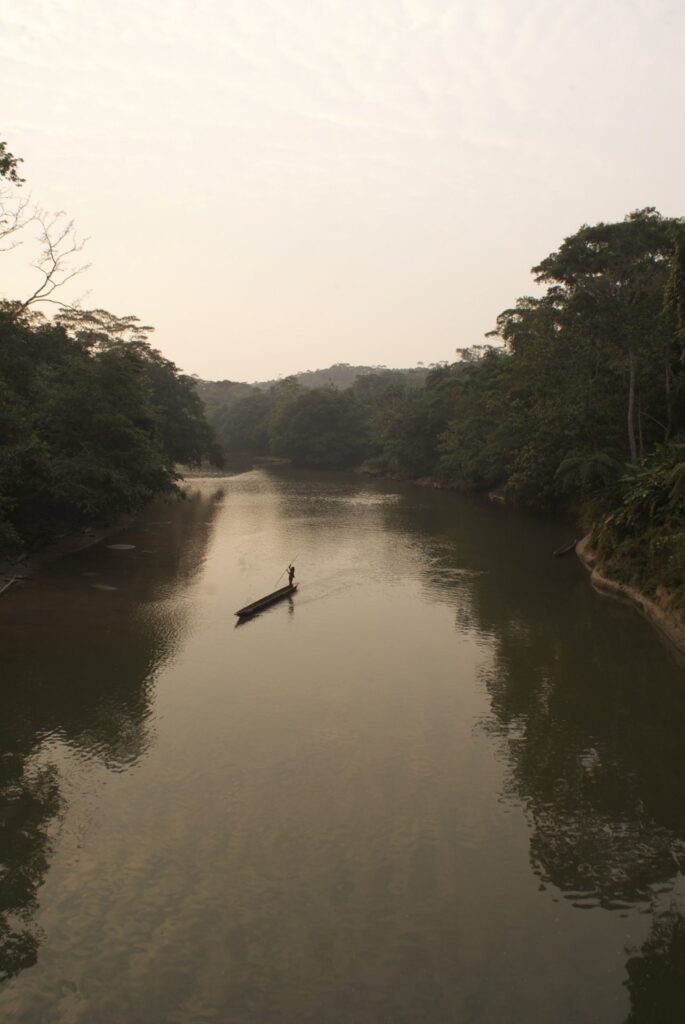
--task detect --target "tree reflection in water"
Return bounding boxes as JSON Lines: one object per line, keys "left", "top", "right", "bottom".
{"left": 0, "top": 758, "right": 60, "bottom": 980}
{"left": 477, "top": 574, "right": 685, "bottom": 1017}
{"left": 383, "top": 487, "right": 685, "bottom": 1019}
{"left": 0, "top": 484, "right": 223, "bottom": 983}
{"left": 625, "top": 908, "right": 685, "bottom": 1023}
{"left": 483, "top": 626, "right": 685, "bottom": 913}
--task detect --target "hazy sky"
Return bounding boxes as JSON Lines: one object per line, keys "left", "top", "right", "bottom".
{"left": 2, "top": 0, "right": 684, "bottom": 381}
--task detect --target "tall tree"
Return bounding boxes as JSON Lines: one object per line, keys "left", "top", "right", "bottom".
{"left": 533, "top": 209, "right": 680, "bottom": 464}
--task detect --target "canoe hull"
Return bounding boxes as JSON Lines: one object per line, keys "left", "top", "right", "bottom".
{"left": 235, "top": 583, "right": 297, "bottom": 618}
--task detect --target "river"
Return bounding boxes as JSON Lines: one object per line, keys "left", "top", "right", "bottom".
{"left": 1, "top": 469, "right": 684, "bottom": 1023}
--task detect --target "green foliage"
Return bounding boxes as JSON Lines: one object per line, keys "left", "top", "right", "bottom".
{"left": 593, "top": 441, "right": 685, "bottom": 604}
{"left": 437, "top": 350, "right": 518, "bottom": 493}
{"left": 194, "top": 378, "right": 259, "bottom": 453}
{"left": 0, "top": 143, "right": 219, "bottom": 552}
{"left": 368, "top": 365, "right": 458, "bottom": 478}
{"left": 221, "top": 390, "right": 277, "bottom": 455}
{"left": 663, "top": 232, "right": 685, "bottom": 351}
{"left": 255, "top": 362, "right": 428, "bottom": 392}
{"left": 436, "top": 212, "right": 685, "bottom": 510}
{"left": 0, "top": 140, "right": 24, "bottom": 185}
{"left": 268, "top": 385, "right": 367, "bottom": 468}
{"left": 532, "top": 208, "right": 679, "bottom": 465}
{"left": 0, "top": 305, "right": 220, "bottom": 551}
{"left": 201, "top": 367, "right": 432, "bottom": 470}
{"left": 203, "top": 364, "right": 454, "bottom": 473}
{"left": 555, "top": 451, "right": 623, "bottom": 495}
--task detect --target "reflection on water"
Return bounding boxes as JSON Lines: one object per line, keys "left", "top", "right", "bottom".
{"left": 0, "top": 470, "right": 684, "bottom": 1022}
{"left": 0, "top": 487, "right": 223, "bottom": 985}
{"left": 379, "top": 485, "right": 685, "bottom": 1020}
{"left": 0, "top": 758, "right": 60, "bottom": 981}
{"left": 626, "top": 908, "right": 685, "bottom": 1022}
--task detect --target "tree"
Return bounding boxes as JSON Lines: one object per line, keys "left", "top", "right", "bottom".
{"left": 8, "top": 211, "right": 89, "bottom": 317}
{"left": 269, "top": 386, "right": 367, "bottom": 468}
{"left": 0, "top": 140, "right": 24, "bottom": 186}
{"left": 55, "top": 307, "right": 221, "bottom": 467}
{"left": 0, "top": 138, "right": 88, "bottom": 313}
{"left": 217, "top": 390, "right": 275, "bottom": 454}
{"left": 0, "top": 140, "right": 24, "bottom": 184}
{"left": 0, "top": 139, "right": 30, "bottom": 253}
{"left": 0, "top": 303, "right": 221, "bottom": 551}
{"left": 533, "top": 209, "right": 681, "bottom": 464}
{"left": 438, "top": 349, "right": 522, "bottom": 494}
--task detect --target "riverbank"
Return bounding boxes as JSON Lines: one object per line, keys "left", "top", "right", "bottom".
{"left": 576, "top": 535, "right": 685, "bottom": 661}
{"left": 0, "top": 516, "right": 136, "bottom": 596}
{"left": 0, "top": 465, "right": 251, "bottom": 597}
{"left": 361, "top": 474, "right": 685, "bottom": 663}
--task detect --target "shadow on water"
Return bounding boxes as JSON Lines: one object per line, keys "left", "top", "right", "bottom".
{"left": 234, "top": 591, "right": 297, "bottom": 627}
{"left": 0, "top": 757, "right": 60, "bottom": 982}
{"left": 381, "top": 487, "right": 685, "bottom": 1022}
{"left": 625, "top": 909, "right": 685, "bottom": 1022}
{"left": 0, "top": 486, "right": 223, "bottom": 982}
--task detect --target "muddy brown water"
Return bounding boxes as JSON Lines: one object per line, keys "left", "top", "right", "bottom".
{"left": 1, "top": 469, "right": 684, "bottom": 1023}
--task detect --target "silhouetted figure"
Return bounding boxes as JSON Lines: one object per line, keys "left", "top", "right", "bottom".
{"left": 287, "top": 564, "right": 295, "bottom": 587}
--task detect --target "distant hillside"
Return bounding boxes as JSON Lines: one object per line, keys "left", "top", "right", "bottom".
{"left": 194, "top": 378, "right": 259, "bottom": 416}
{"left": 194, "top": 363, "right": 431, "bottom": 459}
{"left": 253, "top": 363, "right": 429, "bottom": 391}
{"left": 194, "top": 364, "right": 429, "bottom": 404}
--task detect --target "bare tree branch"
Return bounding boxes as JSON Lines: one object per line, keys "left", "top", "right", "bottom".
{"left": 10, "top": 210, "right": 90, "bottom": 318}
{"left": 0, "top": 140, "right": 90, "bottom": 320}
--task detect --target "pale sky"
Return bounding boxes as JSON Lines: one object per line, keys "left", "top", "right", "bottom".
{"left": 2, "top": 0, "right": 684, "bottom": 381}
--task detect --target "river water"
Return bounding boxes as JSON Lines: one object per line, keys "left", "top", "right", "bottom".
{"left": 1, "top": 469, "right": 684, "bottom": 1023}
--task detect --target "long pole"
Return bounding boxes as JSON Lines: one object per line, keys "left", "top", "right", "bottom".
{"left": 273, "top": 554, "right": 299, "bottom": 589}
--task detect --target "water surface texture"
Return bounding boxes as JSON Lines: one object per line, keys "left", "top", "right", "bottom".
{"left": 1, "top": 470, "right": 684, "bottom": 1023}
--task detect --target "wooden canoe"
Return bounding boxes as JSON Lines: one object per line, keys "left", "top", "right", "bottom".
{"left": 235, "top": 583, "right": 297, "bottom": 618}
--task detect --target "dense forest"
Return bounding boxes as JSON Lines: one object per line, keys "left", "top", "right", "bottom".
{"left": 0, "top": 140, "right": 220, "bottom": 552}
{"left": 254, "top": 362, "right": 429, "bottom": 391}
{"left": 201, "top": 208, "right": 685, "bottom": 607}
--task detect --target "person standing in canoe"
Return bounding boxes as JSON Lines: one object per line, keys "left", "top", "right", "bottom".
{"left": 287, "top": 564, "right": 295, "bottom": 586}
